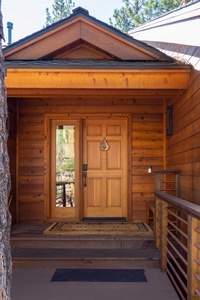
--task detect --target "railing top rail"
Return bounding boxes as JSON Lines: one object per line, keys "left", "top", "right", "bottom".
{"left": 154, "top": 170, "right": 181, "bottom": 174}
{"left": 155, "top": 190, "right": 200, "bottom": 219}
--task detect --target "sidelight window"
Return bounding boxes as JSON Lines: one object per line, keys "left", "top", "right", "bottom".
{"left": 55, "top": 125, "right": 75, "bottom": 208}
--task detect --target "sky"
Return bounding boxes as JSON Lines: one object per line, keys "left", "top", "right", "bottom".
{"left": 2, "top": 0, "right": 124, "bottom": 45}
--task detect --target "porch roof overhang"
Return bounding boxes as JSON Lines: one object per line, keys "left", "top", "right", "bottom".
{"left": 5, "top": 60, "right": 191, "bottom": 98}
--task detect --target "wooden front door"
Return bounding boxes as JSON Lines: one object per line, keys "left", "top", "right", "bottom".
{"left": 83, "top": 119, "right": 128, "bottom": 219}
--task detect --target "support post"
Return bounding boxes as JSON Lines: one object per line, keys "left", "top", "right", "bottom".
{"left": 187, "top": 215, "right": 200, "bottom": 300}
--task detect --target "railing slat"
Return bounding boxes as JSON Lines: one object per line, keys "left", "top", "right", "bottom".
{"left": 165, "top": 226, "right": 188, "bottom": 252}
{"left": 155, "top": 196, "right": 161, "bottom": 249}
{"left": 195, "top": 258, "right": 200, "bottom": 266}
{"left": 167, "top": 270, "right": 187, "bottom": 300}
{"left": 195, "top": 273, "right": 200, "bottom": 282}
{"left": 165, "top": 206, "right": 188, "bottom": 225}
{"left": 166, "top": 255, "right": 187, "bottom": 293}
{"left": 165, "top": 235, "right": 187, "bottom": 266}
{"left": 185, "top": 214, "right": 199, "bottom": 300}
{"left": 195, "top": 243, "right": 200, "bottom": 251}
{"left": 195, "top": 289, "right": 200, "bottom": 297}
{"left": 165, "top": 245, "right": 187, "bottom": 279}
{"left": 165, "top": 217, "right": 188, "bottom": 240}
{"left": 195, "top": 228, "right": 200, "bottom": 234}
{"left": 161, "top": 200, "right": 168, "bottom": 271}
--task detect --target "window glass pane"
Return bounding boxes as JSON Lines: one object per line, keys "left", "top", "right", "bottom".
{"left": 56, "top": 125, "right": 75, "bottom": 208}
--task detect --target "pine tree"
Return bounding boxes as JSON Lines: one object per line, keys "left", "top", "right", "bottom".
{"left": 45, "top": 0, "right": 75, "bottom": 27}
{"left": 0, "top": 0, "right": 12, "bottom": 298}
{"left": 110, "top": 0, "right": 182, "bottom": 33}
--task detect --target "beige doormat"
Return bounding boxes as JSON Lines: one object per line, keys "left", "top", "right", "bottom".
{"left": 44, "top": 222, "right": 153, "bottom": 236}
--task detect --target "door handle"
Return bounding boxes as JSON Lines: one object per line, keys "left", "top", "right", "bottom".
{"left": 83, "top": 171, "right": 87, "bottom": 187}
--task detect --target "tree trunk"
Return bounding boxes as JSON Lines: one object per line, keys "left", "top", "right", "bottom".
{"left": 0, "top": 1, "right": 12, "bottom": 299}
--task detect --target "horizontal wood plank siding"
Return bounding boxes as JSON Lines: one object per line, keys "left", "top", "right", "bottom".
{"left": 17, "top": 97, "right": 164, "bottom": 223}
{"left": 132, "top": 105, "right": 164, "bottom": 221}
{"left": 166, "top": 70, "right": 200, "bottom": 203}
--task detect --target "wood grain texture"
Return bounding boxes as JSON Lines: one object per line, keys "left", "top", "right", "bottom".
{"left": 166, "top": 70, "right": 200, "bottom": 204}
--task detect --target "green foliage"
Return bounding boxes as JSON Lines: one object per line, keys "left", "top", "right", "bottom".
{"left": 45, "top": 0, "right": 75, "bottom": 27}
{"left": 110, "top": 0, "right": 182, "bottom": 33}
{"left": 56, "top": 128, "right": 75, "bottom": 178}
{"left": 62, "top": 157, "right": 75, "bottom": 171}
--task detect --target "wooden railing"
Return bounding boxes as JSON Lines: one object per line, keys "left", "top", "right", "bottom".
{"left": 155, "top": 171, "right": 200, "bottom": 300}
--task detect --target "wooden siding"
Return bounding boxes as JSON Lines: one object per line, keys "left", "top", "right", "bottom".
{"left": 166, "top": 69, "right": 200, "bottom": 203}
{"left": 16, "top": 97, "right": 164, "bottom": 223}
{"left": 131, "top": 104, "right": 164, "bottom": 220}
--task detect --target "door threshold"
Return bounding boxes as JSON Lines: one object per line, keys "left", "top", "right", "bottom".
{"left": 82, "top": 217, "right": 126, "bottom": 223}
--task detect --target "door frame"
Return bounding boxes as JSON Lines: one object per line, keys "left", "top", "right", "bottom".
{"left": 44, "top": 113, "right": 132, "bottom": 222}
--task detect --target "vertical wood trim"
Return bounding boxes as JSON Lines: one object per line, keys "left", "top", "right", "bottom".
{"left": 160, "top": 200, "right": 168, "bottom": 271}
{"left": 163, "top": 98, "right": 167, "bottom": 169}
{"left": 163, "top": 99, "right": 167, "bottom": 193}
{"left": 128, "top": 114, "right": 132, "bottom": 222}
{"left": 75, "top": 119, "right": 81, "bottom": 221}
{"left": 50, "top": 120, "right": 56, "bottom": 219}
{"left": 16, "top": 100, "right": 19, "bottom": 223}
{"left": 155, "top": 173, "right": 162, "bottom": 191}
{"left": 82, "top": 119, "right": 87, "bottom": 220}
{"left": 44, "top": 115, "right": 50, "bottom": 221}
{"left": 187, "top": 214, "right": 192, "bottom": 300}
{"left": 155, "top": 174, "right": 162, "bottom": 249}
{"left": 79, "top": 118, "right": 83, "bottom": 221}
{"left": 187, "top": 215, "right": 199, "bottom": 300}
{"left": 155, "top": 197, "right": 161, "bottom": 249}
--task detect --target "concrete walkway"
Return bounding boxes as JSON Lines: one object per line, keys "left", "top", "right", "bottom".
{"left": 11, "top": 268, "right": 180, "bottom": 300}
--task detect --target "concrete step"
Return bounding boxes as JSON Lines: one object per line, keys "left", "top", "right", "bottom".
{"left": 12, "top": 248, "right": 160, "bottom": 269}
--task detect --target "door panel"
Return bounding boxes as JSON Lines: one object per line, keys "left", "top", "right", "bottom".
{"left": 87, "top": 178, "right": 102, "bottom": 207}
{"left": 107, "top": 178, "right": 121, "bottom": 207}
{"left": 83, "top": 119, "right": 128, "bottom": 218}
{"left": 87, "top": 141, "right": 101, "bottom": 169}
{"left": 107, "top": 141, "right": 121, "bottom": 169}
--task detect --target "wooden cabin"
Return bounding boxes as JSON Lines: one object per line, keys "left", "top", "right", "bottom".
{"left": 3, "top": 6, "right": 192, "bottom": 225}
